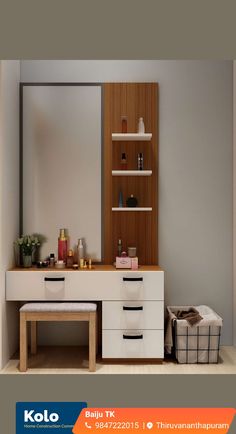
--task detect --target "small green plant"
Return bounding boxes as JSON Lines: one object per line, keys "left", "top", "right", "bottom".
{"left": 15, "top": 235, "right": 40, "bottom": 256}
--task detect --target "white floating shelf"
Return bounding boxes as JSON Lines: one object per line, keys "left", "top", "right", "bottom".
{"left": 112, "top": 207, "right": 152, "bottom": 212}
{"left": 112, "top": 170, "right": 152, "bottom": 176}
{"left": 112, "top": 133, "right": 152, "bottom": 141}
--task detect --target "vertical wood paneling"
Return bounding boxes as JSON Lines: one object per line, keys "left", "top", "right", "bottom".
{"left": 103, "top": 83, "right": 158, "bottom": 265}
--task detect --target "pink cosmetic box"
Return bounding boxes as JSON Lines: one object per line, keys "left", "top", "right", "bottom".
{"left": 115, "top": 257, "right": 131, "bottom": 269}
{"left": 116, "top": 257, "right": 139, "bottom": 269}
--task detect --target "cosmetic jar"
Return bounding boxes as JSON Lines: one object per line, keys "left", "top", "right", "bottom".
{"left": 73, "top": 264, "right": 79, "bottom": 270}
{"left": 55, "top": 260, "right": 65, "bottom": 269}
{"left": 128, "top": 247, "right": 137, "bottom": 257}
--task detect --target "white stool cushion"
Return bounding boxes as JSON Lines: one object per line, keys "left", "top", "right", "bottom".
{"left": 20, "top": 302, "right": 97, "bottom": 312}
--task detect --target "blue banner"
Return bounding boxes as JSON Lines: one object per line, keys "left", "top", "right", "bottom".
{"left": 16, "top": 402, "right": 87, "bottom": 434}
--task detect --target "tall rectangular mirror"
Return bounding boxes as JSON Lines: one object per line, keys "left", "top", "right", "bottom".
{"left": 22, "top": 84, "right": 102, "bottom": 261}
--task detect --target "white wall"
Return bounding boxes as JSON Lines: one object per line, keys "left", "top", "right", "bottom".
{"left": 21, "top": 60, "right": 233, "bottom": 345}
{"left": 0, "top": 60, "right": 20, "bottom": 368}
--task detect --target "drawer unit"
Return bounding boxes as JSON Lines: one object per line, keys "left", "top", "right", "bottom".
{"left": 6, "top": 267, "right": 164, "bottom": 360}
{"left": 6, "top": 270, "right": 164, "bottom": 301}
{"left": 102, "top": 330, "right": 164, "bottom": 359}
{"left": 102, "top": 301, "right": 164, "bottom": 330}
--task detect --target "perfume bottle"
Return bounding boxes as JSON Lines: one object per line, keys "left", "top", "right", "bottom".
{"left": 118, "top": 239, "right": 122, "bottom": 257}
{"left": 121, "top": 116, "right": 127, "bottom": 133}
{"left": 58, "top": 229, "right": 67, "bottom": 262}
{"left": 126, "top": 194, "right": 138, "bottom": 207}
{"left": 121, "top": 152, "right": 127, "bottom": 170}
{"left": 138, "top": 117, "right": 145, "bottom": 134}
{"left": 77, "top": 238, "right": 84, "bottom": 262}
{"left": 137, "top": 153, "right": 144, "bottom": 170}
{"left": 66, "top": 249, "right": 74, "bottom": 268}
{"left": 49, "top": 253, "right": 55, "bottom": 268}
{"left": 119, "top": 191, "right": 123, "bottom": 207}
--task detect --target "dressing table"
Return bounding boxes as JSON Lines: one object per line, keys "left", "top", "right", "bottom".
{"left": 6, "top": 82, "right": 164, "bottom": 361}
{"left": 6, "top": 265, "right": 164, "bottom": 359}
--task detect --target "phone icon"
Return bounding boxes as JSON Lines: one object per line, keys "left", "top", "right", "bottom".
{"left": 85, "top": 422, "right": 92, "bottom": 429}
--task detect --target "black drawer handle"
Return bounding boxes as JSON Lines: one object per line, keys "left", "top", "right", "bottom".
{"left": 44, "top": 277, "right": 65, "bottom": 282}
{"left": 123, "top": 334, "right": 143, "bottom": 340}
{"left": 123, "top": 277, "right": 143, "bottom": 282}
{"left": 123, "top": 306, "right": 143, "bottom": 311}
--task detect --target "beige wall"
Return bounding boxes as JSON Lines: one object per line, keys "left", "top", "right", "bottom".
{"left": 21, "top": 60, "right": 233, "bottom": 345}
{"left": 0, "top": 60, "right": 20, "bottom": 368}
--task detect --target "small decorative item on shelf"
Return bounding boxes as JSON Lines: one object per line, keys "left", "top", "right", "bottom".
{"left": 66, "top": 249, "right": 74, "bottom": 268}
{"left": 31, "top": 233, "right": 47, "bottom": 264}
{"left": 55, "top": 260, "right": 65, "bottom": 269}
{"left": 121, "top": 152, "right": 127, "bottom": 170}
{"left": 118, "top": 191, "right": 123, "bottom": 207}
{"left": 88, "top": 258, "right": 92, "bottom": 269}
{"left": 137, "top": 152, "right": 144, "bottom": 170}
{"left": 58, "top": 229, "right": 68, "bottom": 262}
{"left": 128, "top": 246, "right": 137, "bottom": 257}
{"left": 126, "top": 194, "right": 138, "bottom": 207}
{"left": 117, "top": 239, "right": 122, "bottom": 257}
{"left": 121, "top": 116, "right": 127, "bottom": 133}
{"left": 23, "top": 256, "right": 32, "bottom": 268}
{"left": 116, "top": 255, "right": 131, "bottom": 269}
{"left": 49, "top": 253, "right": 55, "bottom": 268}
{"left": 14, "top": 235, "right": 40, "bottom": 268}
{"left": 36, "top": 260, "right": 49, "bottom": 268}
{"left": 131, "top": 257, "right": 139, "bottom": 270}
{"left": 77, "top": 238, "right": 84, "bottom": 262}
{"left": 138, "top": 117, "right": 145, "bottom": 134}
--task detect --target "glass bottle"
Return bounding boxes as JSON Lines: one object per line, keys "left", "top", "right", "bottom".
{"left": 49, "top": 253, "right": 55, "bottom": 268}
{"left": 138, "top": 117, "right": 145, "bottom": 134}
{"left": 119, "top": 191, "right": 123, "bottom": 207}
{"left": 66, "top": 249, "right": 74, "bottom": 268}
{"left": 121, "top": 116, "right": 127, "bottom": 133}
{"left": 58, "top": 229, "right": 67, "bottom": 262}
{"left": 137, "top": 152, "right": 144, "bottom": 170}
{"left": 77, "top": 238, "right": 84, "bottom": 262}
{"left": 118, "top": 239, "right": 122, "bottom": 257}
{"left": 121, "top": 152, "right": 127, "bottom": 170}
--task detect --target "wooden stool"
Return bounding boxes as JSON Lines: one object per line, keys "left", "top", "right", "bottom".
{"left": 19, "top": 302, "right": 97, "bottom": 372}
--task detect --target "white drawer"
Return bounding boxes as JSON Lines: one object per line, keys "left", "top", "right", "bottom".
{"left": 6, "top": 270, "right": 164, "bottom": 301}
{"left": 102, "top": 301, "right": 164, "bottom": 330}
{"left": 114, "top": 272, "right": 164, "bottom": 300}
{"left": 102, "top": 329, "right": 164, "bottom": 358}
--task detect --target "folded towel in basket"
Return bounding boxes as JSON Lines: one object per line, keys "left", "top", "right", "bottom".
{"left": 165, "top": 307, "right": 203, "bottom": 355}
{"left": 176, "top": 308, "right": 203, "bottom": 326}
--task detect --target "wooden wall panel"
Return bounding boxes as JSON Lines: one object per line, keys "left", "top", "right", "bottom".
{"left": 103, "top": 83, "right": 158, "bottom": 265}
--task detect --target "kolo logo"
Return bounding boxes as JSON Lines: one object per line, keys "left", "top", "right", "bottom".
{"left": 24, "top": 409, "right": 59, "bottom": 423}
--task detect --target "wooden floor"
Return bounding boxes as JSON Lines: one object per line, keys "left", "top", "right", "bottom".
{"left": 1, "top": 346, "right": 236, "bottom": 374}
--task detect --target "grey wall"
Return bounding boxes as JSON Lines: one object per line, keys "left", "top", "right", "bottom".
{"left": 234, "top": 61, "right": 236, "bottom": 347}
{"left": 0, "top": 61, "right": 20, "bottom": 368}
{"left": 21, "top": 60, "right": 233, "bottom": 345}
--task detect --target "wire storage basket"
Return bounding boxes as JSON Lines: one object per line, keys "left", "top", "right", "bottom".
{"left": 167, "top": 306, "right": 222, "bottom": 364}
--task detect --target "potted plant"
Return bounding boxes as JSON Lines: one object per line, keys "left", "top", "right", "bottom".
{"left": 14, "top": 235, "right": 40, "bottom": 268}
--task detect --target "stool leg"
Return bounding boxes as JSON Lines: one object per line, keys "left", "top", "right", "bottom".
{"left": 89, "top": 313, "right": 96, "bottom": 372}
{"left": 31, "top": 321, "right": 37, "bottom": 355}
{"left": 20, "top": 313, "right": 27, "bottom": 372}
